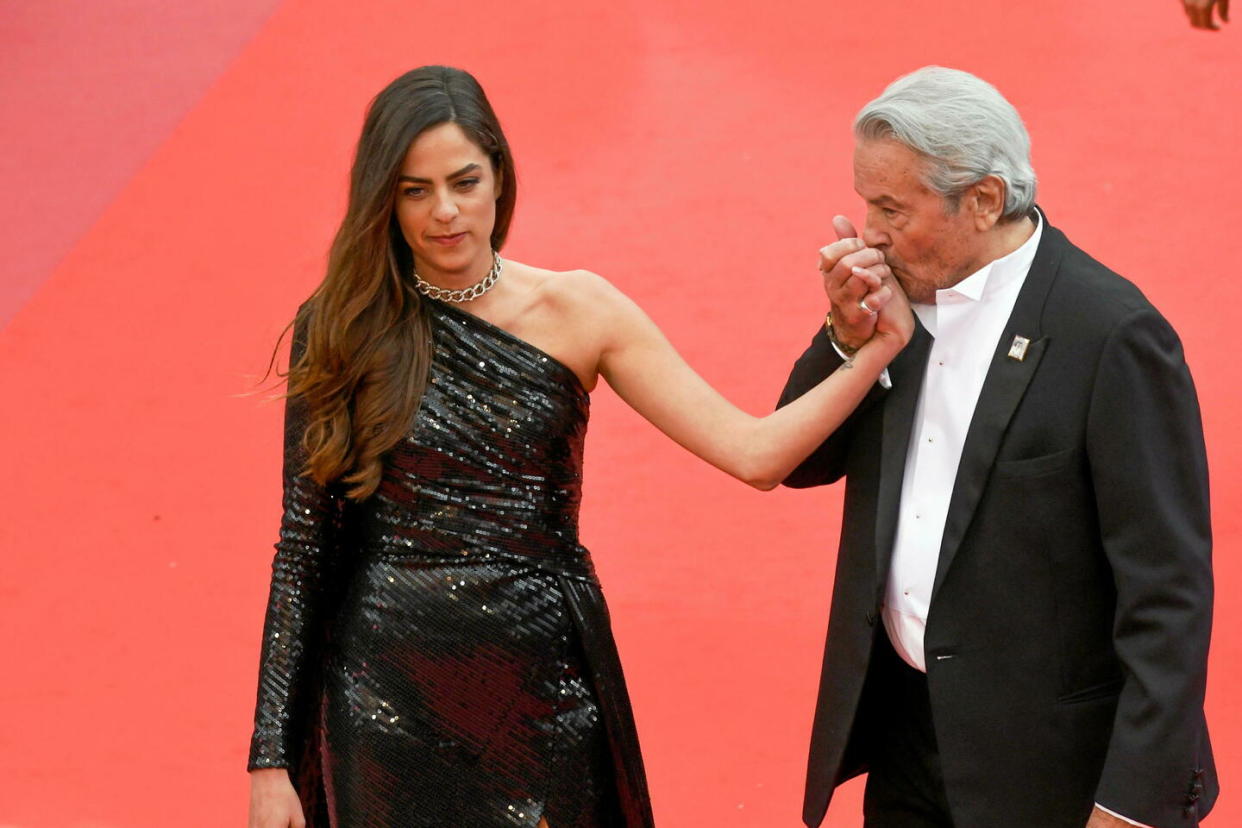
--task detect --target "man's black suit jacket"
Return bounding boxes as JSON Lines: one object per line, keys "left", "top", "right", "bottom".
{"left": 778, "top": 215, "right": 1216, "bottom": 828}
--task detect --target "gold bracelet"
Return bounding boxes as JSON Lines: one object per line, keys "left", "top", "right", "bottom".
{"left": 824, "top": 312, "right": 860, "bottom": 357}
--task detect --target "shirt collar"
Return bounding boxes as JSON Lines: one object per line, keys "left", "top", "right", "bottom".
{"left": 932, "top": 211, "right": 1043, "bottom": 304}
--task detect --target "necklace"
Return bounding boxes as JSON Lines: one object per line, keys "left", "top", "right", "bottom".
{"left": 413, "top": 252, "right": 503, "bottom": 303}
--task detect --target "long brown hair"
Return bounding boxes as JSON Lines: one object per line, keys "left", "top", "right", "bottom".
{"left": 285, "top": 66, "right": 516, "bottom": 500}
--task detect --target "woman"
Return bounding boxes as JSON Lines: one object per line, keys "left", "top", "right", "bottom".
{"left": 248, "top": 65, "right": 909, "bottom": 828}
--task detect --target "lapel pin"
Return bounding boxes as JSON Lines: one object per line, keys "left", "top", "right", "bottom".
{"left": 1007, "top": 335, "right": 1031, "bottom": 362}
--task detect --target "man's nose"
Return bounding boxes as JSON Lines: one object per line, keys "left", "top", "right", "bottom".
{"left": 861, "top": 221, "right": 888, "bottom": 249}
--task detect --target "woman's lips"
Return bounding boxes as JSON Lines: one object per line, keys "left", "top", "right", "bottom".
{"left": 428, "top": 232, "right": 467, "bottom": 247}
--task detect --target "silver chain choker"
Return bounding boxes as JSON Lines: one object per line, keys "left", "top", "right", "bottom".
{"left": 413, "top": 252, "right": 503, "bottom": 303}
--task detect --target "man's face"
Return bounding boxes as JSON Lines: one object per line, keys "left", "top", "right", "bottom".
{"left": 853, "top": 138, "right": 987, "bottom": 304}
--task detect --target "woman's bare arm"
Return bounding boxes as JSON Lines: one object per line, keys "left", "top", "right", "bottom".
{"left": 576, "top": 271, "right": 910, "bottom": 489}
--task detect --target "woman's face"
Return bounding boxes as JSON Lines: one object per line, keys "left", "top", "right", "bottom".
{"left": 395, "top": 122, "right": 501, "bottom": 283}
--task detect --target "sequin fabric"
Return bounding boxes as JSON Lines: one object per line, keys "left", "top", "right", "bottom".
{"left": 249, "top": 301, "right": 654, "bottom": 827}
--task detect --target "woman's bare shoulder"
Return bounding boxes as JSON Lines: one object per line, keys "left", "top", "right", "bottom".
{"left": 530, "top": 267, "right": 640, "bottom": 320}
{"left": 529, "top": 266, "right": 620, "bottom": 299}
{"left": 503, "top": 262, "right": 647, "bottom": 361}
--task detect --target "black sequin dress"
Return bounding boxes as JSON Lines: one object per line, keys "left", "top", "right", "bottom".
{"left": 248, "top": 301, "right": 654, "bottom": 827}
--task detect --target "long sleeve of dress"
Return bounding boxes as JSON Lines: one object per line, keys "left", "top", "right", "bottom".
{"left": 248, "top": 320, "right": 347, "bottom": 770}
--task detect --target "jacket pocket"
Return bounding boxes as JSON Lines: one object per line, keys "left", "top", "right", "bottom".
{"left": 994, "top": 447, "right": 1081, "bottom": 479}
{"left": 1055, "top": 676, "right": 1123, "bottom": 705}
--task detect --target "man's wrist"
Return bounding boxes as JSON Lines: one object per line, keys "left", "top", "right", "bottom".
{"left": 824, "top": 312, "right": 861, "bottom": 356}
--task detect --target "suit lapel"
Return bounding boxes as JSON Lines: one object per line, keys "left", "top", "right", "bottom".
{"left": 930, "top": 222, "right": 1068, "bottom": 601}
{"left": 874, "top": 320, "right": 932, "bottom": 604}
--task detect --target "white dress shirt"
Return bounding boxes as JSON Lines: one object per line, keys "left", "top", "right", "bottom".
{"left": 881, "top": 215, "right": 1042, "bottom": 672}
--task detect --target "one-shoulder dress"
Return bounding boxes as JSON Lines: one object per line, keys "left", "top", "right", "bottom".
{"left": 248, "top": 300, "right": 654, "bottom": 827}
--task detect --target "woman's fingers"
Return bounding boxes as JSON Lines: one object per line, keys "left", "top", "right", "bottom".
{"left": 821, "top": 243, "right": 883, "bottom": 275}
{"left": 850, "top": 263, "right": 892, "bottom": 291}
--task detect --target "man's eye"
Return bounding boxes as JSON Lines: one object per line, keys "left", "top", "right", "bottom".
{"left": 882, "top": 208, "right": 899, "bottom": 219}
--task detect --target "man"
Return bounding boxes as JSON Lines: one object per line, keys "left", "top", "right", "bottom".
{"left": 779, "top": 67, "right": 1216, "bottom": 828}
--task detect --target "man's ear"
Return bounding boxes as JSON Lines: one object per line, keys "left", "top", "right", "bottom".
{"left": 970, "top": 175, "right": 1006, "bottom": 230}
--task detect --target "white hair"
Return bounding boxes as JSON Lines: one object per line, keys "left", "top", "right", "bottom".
{"left": 854, "top": 66, "right": 1037, "bottom": 221}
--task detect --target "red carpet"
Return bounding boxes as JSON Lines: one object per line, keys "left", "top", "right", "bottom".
{"left": 1, "top": 1, "right": 1239, "bottom": 825}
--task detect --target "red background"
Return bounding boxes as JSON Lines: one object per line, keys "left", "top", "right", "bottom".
{"left": 1, "top": 1, "right": 1238, "bottom": 825}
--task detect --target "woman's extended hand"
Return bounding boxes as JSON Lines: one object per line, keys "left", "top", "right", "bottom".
{"left": 248, "top": 768, "right": 305, "bottom": 828}
{"left": 847, "top": 262, "right": 914, "bottom": 356}
{"left": 870, "top": 272, "right": 914, "bottom": 352}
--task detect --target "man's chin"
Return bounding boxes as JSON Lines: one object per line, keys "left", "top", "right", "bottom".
{"left": 894, "top": 275, "right": 934, "bottom": 304}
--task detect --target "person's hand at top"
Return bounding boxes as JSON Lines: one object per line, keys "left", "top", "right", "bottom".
{"left": 1184, "top": 0, "right": 1229, "bottom": 29}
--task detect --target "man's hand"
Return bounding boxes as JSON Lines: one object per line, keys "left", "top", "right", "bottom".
{"left": 1086, "top": 805, "right": 1143, "bottom": 828}
{"left": 1184, "top": 0, "right": 1229, "bottom": 29}
{"left": 819, "top": 215, "right": 889, "bottom": 352}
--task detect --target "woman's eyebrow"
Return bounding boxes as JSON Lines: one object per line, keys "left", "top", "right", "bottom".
{"left": 398, "top": 163, "right": 482, "bottom": 184}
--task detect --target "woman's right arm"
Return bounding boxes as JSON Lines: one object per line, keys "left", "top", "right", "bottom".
{"left": 775, "top": 320, "right": 884, "bottom": 488}
{"left": 248, "top": 315, "right": 343, "bottom": 827}
{"left": 580, "top": 268, "right": 911, "bottom": 490}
